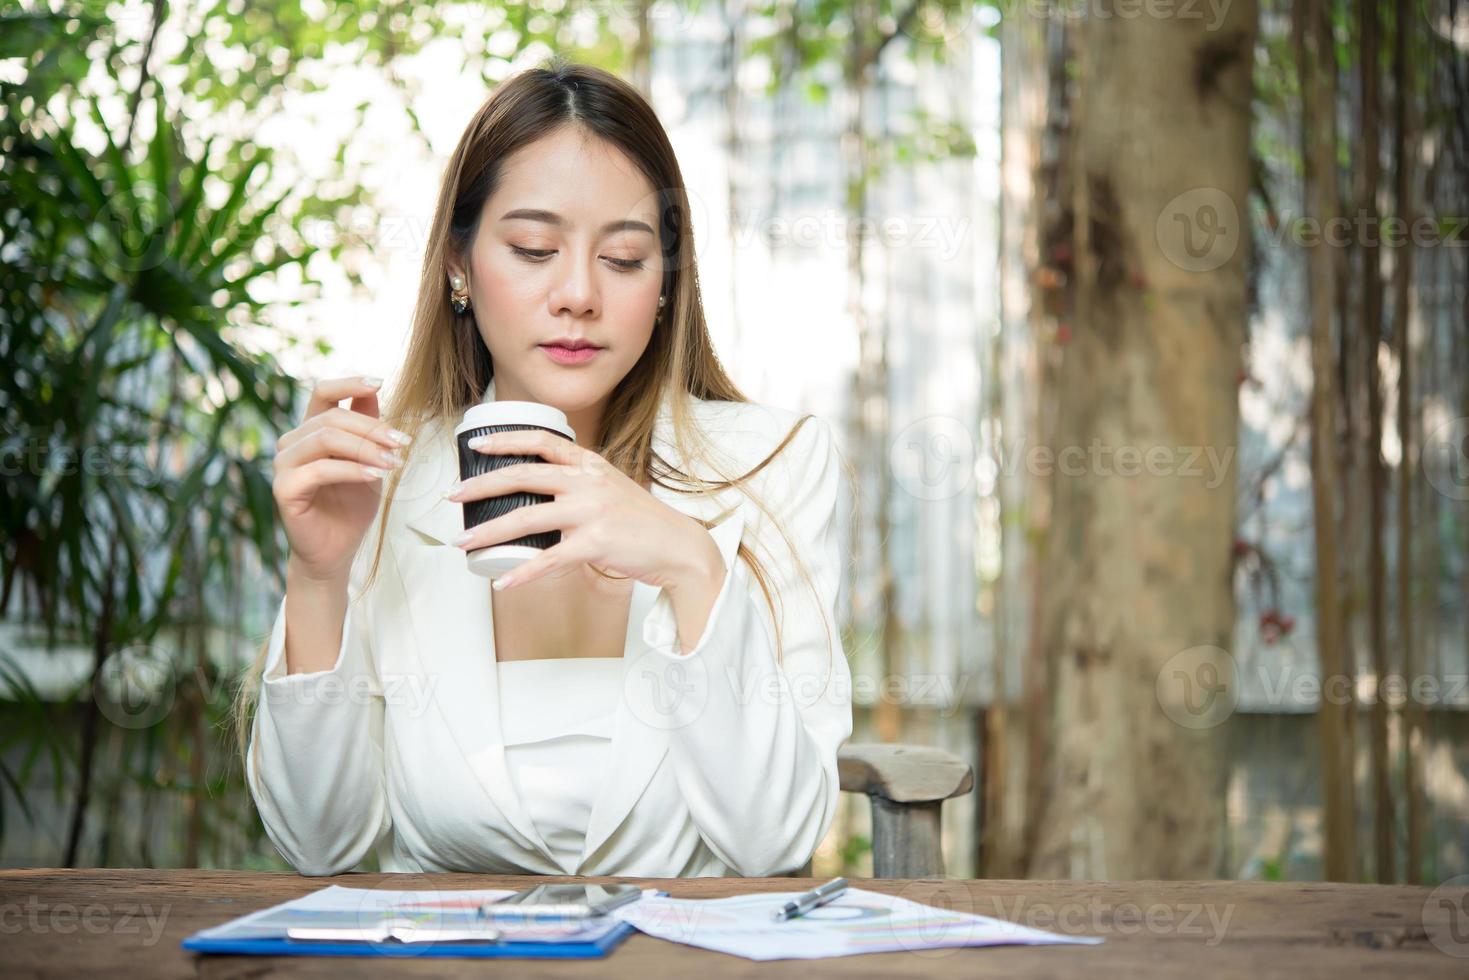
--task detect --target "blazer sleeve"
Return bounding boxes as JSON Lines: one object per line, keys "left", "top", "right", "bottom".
{"left": 246, "top": 537, "right": 391, "bottom": 876}
{"left": 637, "top": 413, "right": 853, "bottom": 876}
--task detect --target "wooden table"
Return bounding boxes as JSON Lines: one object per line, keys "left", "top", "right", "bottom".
{"left": 2, "top": 869, "right": 1464, "bottom": 977}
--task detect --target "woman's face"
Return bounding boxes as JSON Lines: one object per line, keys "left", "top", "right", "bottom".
{"left": 449, "top": 125, "right": 665, "bottom": 426}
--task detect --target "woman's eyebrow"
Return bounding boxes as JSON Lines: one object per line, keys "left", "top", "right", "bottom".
{"left": 499, "top": 208, "right": 655, "bottom": 236}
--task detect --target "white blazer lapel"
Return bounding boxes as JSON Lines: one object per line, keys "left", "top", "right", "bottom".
{"left": 394, "top": 416, "right": 554, "bottom": 860}
{"left": 575, "top": 578, "right": 663, "bottom": 869}
{"left": 577, "top": 472, "right": 747, "bottom": 868}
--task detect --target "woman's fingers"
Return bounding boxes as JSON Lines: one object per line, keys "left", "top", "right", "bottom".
{"left": 275, "top": 424, "right": 405, "bottom": 473}
{"left": 272, "top": 457, "right": 392, "bottom": 505}
{"left": 303, "top": 375, "right": 383, "bottom": 420}
{"left": 277, "top": 405, "right": 411, "bottom": 454}
{"left": 450, "top": 462, "right": 571, "bottom": 503}
{"left": 454, "top": 500, "right": 577, "bottom": 551}
{"left": 277, "top": 375, "right": 403, "bottom": 452}
{"left": 493, "top": 542, "right": 595, "bottom": 590}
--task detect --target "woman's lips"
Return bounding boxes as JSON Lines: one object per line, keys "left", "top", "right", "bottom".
{"left": 539, "top": 344, "right": 603, "bottom": 365}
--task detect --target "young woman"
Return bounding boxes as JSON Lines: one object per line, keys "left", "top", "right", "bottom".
{"left": 236, "top": 59, "right": 853, "bottom": 878}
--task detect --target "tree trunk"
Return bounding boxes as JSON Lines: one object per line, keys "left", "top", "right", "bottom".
{"left": 1358, "top": 0, "right": 1395, "bottom": 884}
{"left": 1391, "top": 0, "right": 1423, "bottom": 885}
{"left": 985, "top": 4, "right": 1050, "bottom": 879}
{"left": 841, "top": 4, "right": 901, "bottom": 745}
{"left": 1019, "top": 16, "right": 1071, "bottom": 878}
{"left": 1025, "top": 3, "right": 1254, "bottom": 879}
{"left": 64, "top": 536, "right": 121, "bottom": 867}
{"left": 1297, "top": 0, "right": 1357, "bottom": 883}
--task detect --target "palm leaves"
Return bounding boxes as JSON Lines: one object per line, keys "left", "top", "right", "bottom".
{"left": 1, "top": 67, "right": 306, "bottom": 864}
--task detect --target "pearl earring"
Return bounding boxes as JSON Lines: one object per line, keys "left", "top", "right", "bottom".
{"left": 450, "top": 274, "right": 470, "bottom": 314}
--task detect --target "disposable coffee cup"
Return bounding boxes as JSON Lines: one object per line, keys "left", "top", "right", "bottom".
{"left": 452, "top": 401, "right": 576, "bottom": 579}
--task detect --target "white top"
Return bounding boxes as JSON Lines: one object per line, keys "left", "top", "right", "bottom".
{"left": 495, "top": 657, "right": 623, "bottom": 874}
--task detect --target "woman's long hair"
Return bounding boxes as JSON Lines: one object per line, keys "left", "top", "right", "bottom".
{"left": 233, "top": 57, "right": 852, "bottom": 768}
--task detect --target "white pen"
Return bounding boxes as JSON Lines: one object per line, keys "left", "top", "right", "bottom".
{"left": 772, "top": 878, "right": 849, "bottom": 921}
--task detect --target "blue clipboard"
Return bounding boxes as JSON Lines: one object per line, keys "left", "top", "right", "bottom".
{"left": 182, "top": 890, "right": 664, "bottom": 960}
{"left": 181, "top": 921, "right": 637, "bottom": 959}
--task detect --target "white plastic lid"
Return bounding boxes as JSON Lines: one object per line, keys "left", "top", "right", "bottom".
{"left": 453, "top": 401, "right": 575, "bottom": 440}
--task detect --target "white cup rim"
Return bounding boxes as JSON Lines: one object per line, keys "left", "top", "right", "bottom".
{"left": 454, "top": 401, "right": 575, "bottom": 441}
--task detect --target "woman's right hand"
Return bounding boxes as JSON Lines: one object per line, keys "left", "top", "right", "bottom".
{"left": 271, "top": 376, "right": 412, "bottom": 585}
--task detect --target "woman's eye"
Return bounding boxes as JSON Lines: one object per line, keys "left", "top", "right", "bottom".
{"left": 509, "top": 245, "right": 644, "bottom": 272}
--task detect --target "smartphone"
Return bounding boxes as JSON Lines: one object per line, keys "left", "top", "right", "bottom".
{"left": 478, "top": 883, "right": 644, "bottom": 921}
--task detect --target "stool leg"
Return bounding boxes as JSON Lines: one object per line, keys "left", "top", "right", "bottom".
{"left": 869, "top": 797, "right": 945, "bottom": 879}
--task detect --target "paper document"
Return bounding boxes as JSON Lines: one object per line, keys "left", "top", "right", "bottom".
{"left": 611, "top": 885, "right": 1103, "bottom": 960}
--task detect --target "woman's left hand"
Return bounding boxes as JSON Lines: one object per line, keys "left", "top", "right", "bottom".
{"left": 445, "top": 428, "right": 723, "bottom": 592}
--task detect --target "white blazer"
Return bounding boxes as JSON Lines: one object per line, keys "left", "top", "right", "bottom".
{"left": 246, "top": 378, "right": 854, "bottom": 877}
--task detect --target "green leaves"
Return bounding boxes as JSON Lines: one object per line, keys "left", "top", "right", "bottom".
{"left": 2, "top": 44, "right": 304, "bottom": 867}
{"left": 747, "top": 0, "right": 982, "bottom": 168}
